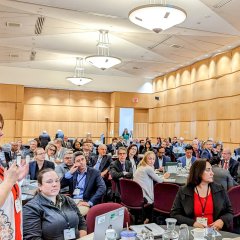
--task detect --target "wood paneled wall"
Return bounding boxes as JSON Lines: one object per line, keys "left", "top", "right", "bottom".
{"left": 0, "top": 84, "right": 24, "bottom": 144}
{"left": 22, "top": 88, "right": 111, "bottom": 143}
{"left": 0, "top": 86, "right": 150, "bottom": 144}
{"left": 151, "top": 46, "right": 240, "bottom": 150}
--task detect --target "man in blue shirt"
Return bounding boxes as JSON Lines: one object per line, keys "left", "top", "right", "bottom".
{"left": 61, "top": 151, "right": 106, "bottom": 216}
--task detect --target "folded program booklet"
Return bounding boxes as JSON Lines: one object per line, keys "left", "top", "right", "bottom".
{"left": 130, "top": 223, "right": 165, "bottom": 238}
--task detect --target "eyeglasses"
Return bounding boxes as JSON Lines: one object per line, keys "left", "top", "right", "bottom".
{"left": 118, "top": 152, "right": 126, "bottom": 155}
{"left": 37, "top": 152, "right": 45, "bottom": 155}
{"left": 43, "top": 179, "right": 60, "bottom": 184}
{"left": 64, "top": 157, "right": 72, "bottom": 160}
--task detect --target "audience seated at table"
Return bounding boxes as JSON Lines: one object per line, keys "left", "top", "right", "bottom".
{"left": 126, "top": 144, "right": 140, "bottom": 174}
{"left": 61, "top": 151, "right": 106, "bottom": 216}
{"left": 177, "top": 145, "right": 196, "bottom": 169}
{"left": 154, "top": 146, "right": 171, "bottom": 171}
{"left": 171, "top": 159, "right": 233, "bottom": 231}
{"left": 23, "top": 168, "right": 87, "bottom": 239}
{"left": 29, "top": 147, "right": 55, "bottom": 180}
{"left": 210, "top": 156, "right": 234, "bottom": 191}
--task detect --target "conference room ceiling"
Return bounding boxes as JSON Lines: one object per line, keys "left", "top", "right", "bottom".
{"left": 0, "top": 0, "right": 240, "bottom": 92}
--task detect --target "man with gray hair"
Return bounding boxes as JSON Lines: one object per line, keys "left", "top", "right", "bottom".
{"left": 56, "top": 150, "right": 74, "bottom": 193}
{"left": 221, "top": 148, "right": 239, "bottom": 183}
{"left": 89, "top": 144, "right": 112, "bottom": 178}
{"left": 23, "top": 139, "right": 38, "bottom": 159}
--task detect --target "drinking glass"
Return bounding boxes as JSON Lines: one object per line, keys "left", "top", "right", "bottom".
{"left": 178, "top": 224, "right": 189, "bottom": 240}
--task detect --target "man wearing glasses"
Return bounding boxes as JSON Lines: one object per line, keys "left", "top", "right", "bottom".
{"left": 56, "top": 150, "right": 74, "bottom": 193}
{"left": 28, "top": 147, "right": 55, "bottom": 180}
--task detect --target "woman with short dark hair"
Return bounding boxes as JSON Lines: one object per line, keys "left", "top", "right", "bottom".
{"left": 171, "top": 159, "right": 233, "bottom": 231}
{"left": 23, "top": 168, "right": 87, "bottom": 239}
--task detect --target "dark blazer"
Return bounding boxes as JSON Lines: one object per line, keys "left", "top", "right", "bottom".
{"left": 221, "top": 158, "right": 239, "bottom": 182}
{"left": 234, "top": 148, "right": 240, "bottom": 156}
{"left": 170, "top": 183, "right": 233, "bottom": 231}
{"left": 110, "top": 159, "right": 133, "bottom": 180}
{"left": 109, "top": 159, "right": 133, "bottom": 197}
{"left": 126, "top": 155, "right": 140, "bottom": 168}
{"left": 154, "top": 155, "right": 171, "bottom": 169}
{"left": 177, "top": 156, "right": 196, "bottom": 168}
{"left": 107, "top": 144, "right": 117, "bottom": 155}
{"left": 201, "top": 149, "right": 212, "bottom": 160}
{"left": 192, "top": 149, "right": 202, "bottom": 158}
{"left": 29, "top": 160, "right": 55, "bottom": 180}
{"left": 61, "top": 167, "right": 106, "bottom": 205}
{"left": 89, "top": 154, "right": 112, "bottom": 173}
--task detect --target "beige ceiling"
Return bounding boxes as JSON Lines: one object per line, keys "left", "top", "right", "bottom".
{"left": 0, "top": 0, "right": 240, "bottom": 92}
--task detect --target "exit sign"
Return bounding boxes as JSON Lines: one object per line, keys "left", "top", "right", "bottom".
{"left": 132, "top": 97, "right": 139, "bottom": 103}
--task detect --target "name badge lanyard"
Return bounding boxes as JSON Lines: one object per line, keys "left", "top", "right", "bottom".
{"left": 58, "top": 207, "right": 71, "bottom": 229}
{"left": 14, "top": 184, "right": 19, "bottom": 199}
{"left": 76, "top": 173, "right": 86, "bottom": 189}
{"left": 196, "top": 184, "right": 210, "bottom": 217}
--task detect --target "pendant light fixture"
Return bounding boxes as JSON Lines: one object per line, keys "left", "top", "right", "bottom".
{"left": 66, "top": 57, "right": 92, "bottom": 86}
{"left": 86, "top": 30, "right": 121, "bottom": 70}
{"left": 128, "top": 0, "right": 186, "bottom": 33}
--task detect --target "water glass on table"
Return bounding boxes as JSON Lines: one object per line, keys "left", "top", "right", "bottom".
{"left": 178, "top": 224, "right": 189, "bottom": 240}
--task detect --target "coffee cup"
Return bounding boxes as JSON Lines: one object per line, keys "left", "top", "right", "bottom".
{"left": 190, "top": 228, "right": 205, "bottom": 239}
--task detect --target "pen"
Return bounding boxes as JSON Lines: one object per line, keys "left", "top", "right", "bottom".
{"left": 145, "top": 226, "right": 152, "bottom": 232}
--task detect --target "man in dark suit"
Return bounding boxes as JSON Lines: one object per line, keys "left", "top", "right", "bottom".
{"left": 154, "top": 146, "right": 171, "bottom": 171}
{"left": 177, "top": 145, "right": 196, "bottom": 168}
{"left": 109, "top": 147, "right": 133, "bottom": 198}
{"left": 61, "top": 151, "right": 106, "bottom": 216}
{"left": 221, "top": 148, "right": 239, "bottom": 183}
{"left": 201, "top": 140, "right": 213, "bottom": 160}
{"left": 107, "top": 137, "right": 118, "bottom": 155}
{"left": 89, "top": 144, "right": 112, "bottom": 178}
{"left": 28, "top": 147, "right": 55, "bottom": 180}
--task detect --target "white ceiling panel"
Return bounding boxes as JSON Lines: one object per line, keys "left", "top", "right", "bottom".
{"left": 0, "top": 0, "right": 240, "bottom": 92}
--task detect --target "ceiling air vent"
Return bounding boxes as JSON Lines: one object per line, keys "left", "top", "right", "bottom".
{"left": 6, "top": 22, "right": 22, "bottom": 28}
{"left": 170, "top": 44, "right": 183, "bottom": 49}
{"left": 213, "top": 0, "right": 232, "bottom": 8}
{"left": 35, "top": 16, "right": 45, "bottom": 35}
{"left": 30, "top": 50, "right": 36, "bottom": 61}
